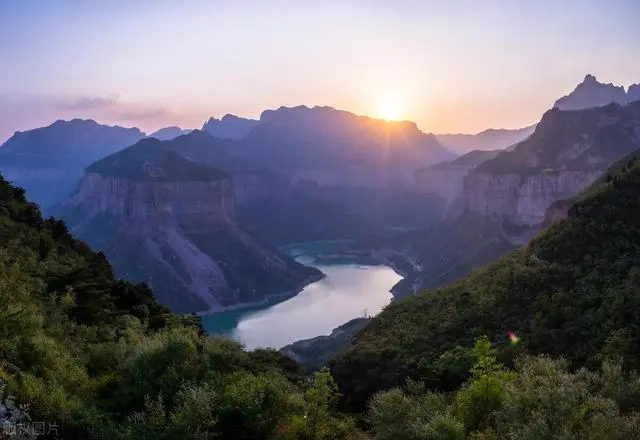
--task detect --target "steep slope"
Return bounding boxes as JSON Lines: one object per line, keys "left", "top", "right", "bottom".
{"left": 436, "top": 125, "right": 535, "bottom": 154}
{"left": 149, "top": 126, "right": 193, "bottom": 140}
{"left": 331, "top": 153, "right": 640, "bottom": 410}
{"left": 0, "top": 119, "right": 144, "bottom": 209}
{"left": 554, "top": 74, "right": 640, "bottom": 110}
{"left": 467, "top": 100, "right": 640, "bottom": 226}
{"left": 57, "top": 140, "right": 320, "bottom": 313}
{"left": 238, "top": 105, "right": 454, "bottom": 187}
{"left": 202, "top": 113, "right": 259, "bottom": 139}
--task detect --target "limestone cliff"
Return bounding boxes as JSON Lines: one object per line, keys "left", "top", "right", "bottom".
{"left": 463, "top": 170, "right": 601, "bottom": 226}
{"left": 465, "top": 101, "right": 640, "bottom": 228}
{"left": 57, "top": 144, "right": 320, "bottom": 314}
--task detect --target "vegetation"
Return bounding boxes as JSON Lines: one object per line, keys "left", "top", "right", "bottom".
{"left": 6, "top": 145, "right": 640, "bottom": 438}
{"left": 0, "top": 174, "right": 356, "bottom": 439}
{"left": 332, "top": 153, "right": 640, "bottom": 412}
{"left": 367, "top": 338, "right": 640, "bottom": 439}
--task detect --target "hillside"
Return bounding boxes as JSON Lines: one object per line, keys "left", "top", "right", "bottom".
{"left": 0, "top": 173, "right": 359, "bottom": 439}
{"left": 331, "top": 153, "right": 640, "bottom": 411}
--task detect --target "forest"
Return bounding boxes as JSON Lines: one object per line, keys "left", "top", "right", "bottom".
{"left": 3, "top": 155, "right": 640, "bottom": 439}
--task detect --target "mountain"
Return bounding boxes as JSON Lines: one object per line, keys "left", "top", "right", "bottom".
{"left": 149, "top": 126, "right": 193, "bottom": 140}
{"left": 357, "top": 100, "right": 640, "bottom": 301}
{"left": 414, "top": 149, "right": 502, "bottom": 203}
{"left": 436, "top": 125, "right": 536, "bottom": 154}
{"left": 554, "top": 74, "right": 640, "bottom": 110}
{"left": 56, "top": 138, "right": 321, "bottom": 313}
{"left": 467, "top": 100, "right": 640, "bottom": 226}
{"left": 202, "top": 113, "right": 259, "bottom": 139}
{"left": 238, "top": 105, "right": 455, "bottom": 187}
{"left": 0, "top": 118, "right": 145, "bottom": 210}
{"left": 0, "top": 171, "right": 363, "bottom": 438}
{"left": 331, "top": 151, "right": 640, "bottom": 411}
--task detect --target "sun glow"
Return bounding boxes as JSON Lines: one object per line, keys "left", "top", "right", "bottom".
{"left": 375, "top": 95, "right": 404, "bottom": 121}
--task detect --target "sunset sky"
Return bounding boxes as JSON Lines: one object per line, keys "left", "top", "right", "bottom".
{"left": 1, "top": 0, "right": 639, "bottom": 141}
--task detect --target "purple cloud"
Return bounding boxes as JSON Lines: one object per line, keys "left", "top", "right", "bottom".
{"left": 65, "top": 94, "right": 120, "bottom": 110}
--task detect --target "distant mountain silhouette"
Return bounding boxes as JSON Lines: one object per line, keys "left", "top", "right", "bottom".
{"left": 0, "top": 119, "right": 145, "bottom": 209}
{"left": 436, "top": 125, "right": 536, "bottom": 154}
{"left": 553, "top": 74, "right": 640, "bottom": 110}
{"left": 237, "top": 105, "right": 454, "bottom": 186}
{"left": 201, "top": 114, "right": 259, "bottom": 139}
{"left": 149, "top": 126, "right": 193, "bottom": 141}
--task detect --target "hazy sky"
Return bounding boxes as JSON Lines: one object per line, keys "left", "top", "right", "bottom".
{"left": 1, "top": 0, "right": 639, "bottom": 141}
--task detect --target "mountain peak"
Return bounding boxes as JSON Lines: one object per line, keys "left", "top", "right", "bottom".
{"left": 553, "top": 74, "right": 632, "bottom": 111}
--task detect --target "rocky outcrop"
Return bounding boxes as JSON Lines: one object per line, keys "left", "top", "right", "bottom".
{"left": 466, "top": 101, "right": 640, "bottom": 227}
{"left": 65, "top": 173, "right": 235, "bottom": 233}
{"left": 463, "top": 170, "right": 600, "bottom": 226}
{"left": 57, "top": 145, "right": 320, "bottom": 314}
{"left": 554, "top": 74, "right": 640, "bottom": 110}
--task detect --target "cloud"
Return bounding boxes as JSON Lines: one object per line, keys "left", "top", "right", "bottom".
{"left": 117, "top": 107, "right": 168, "bottom": 121}
{"left": 64, "top": 94, "right": 120, "bottom": 110}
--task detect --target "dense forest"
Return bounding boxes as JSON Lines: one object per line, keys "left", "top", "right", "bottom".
{"left": 4, "top": 154, "right": 640, "bottom": 439}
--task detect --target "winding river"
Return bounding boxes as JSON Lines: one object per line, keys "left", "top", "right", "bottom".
{"left": 201, "top": 241, "right": 402, "bottom": 350}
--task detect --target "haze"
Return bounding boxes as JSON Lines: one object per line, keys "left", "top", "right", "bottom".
{"left": 1, "top": 0, "right": 639, "bottom": 141}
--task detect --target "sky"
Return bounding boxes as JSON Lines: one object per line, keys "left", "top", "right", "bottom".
{"left": 1, "top": 0, "right": 639, "bottom": 142}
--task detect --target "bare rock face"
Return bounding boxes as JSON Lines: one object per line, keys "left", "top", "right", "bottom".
{"left": 464, "top": 101, "right": 640, "bottom": 228}
{"left": 57, "top": 146, "right": 320, "bottom": 314}
{"left": 66, "top": 173, "right": 235, "bottom": 233}
{"left": 463, "top": 170, "right": 600, "bottom": 226}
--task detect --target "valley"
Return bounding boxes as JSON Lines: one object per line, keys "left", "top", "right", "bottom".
{"left": 202, "top": 241, "right": 402, "bottom": 351}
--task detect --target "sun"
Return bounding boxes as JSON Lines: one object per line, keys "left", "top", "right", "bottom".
{"left": 376, "top": 96, "right": 403, "bottom": 121}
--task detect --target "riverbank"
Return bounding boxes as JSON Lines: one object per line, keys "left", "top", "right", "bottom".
{"left": 192, "top": 272, "right": 326, "bottom": 317}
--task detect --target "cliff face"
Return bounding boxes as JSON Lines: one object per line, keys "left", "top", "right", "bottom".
{"left": 58, "top": 148, "right": 320, "bottom": 314}
{"left": 66, "top": 173, "right": 235, "bottom": 232}
{"left": 463, "top": 170, "right": 601, "bottom": 226}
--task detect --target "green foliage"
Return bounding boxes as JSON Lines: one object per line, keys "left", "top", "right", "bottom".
{"left": 0, "top": 174, "right": 358, "bottom": 439}
{"left": 367, "top": 341, "right": 640, "bottom": 440}
{"left": 332, "top": 156, "right": 640, "bottom": 410}
{"left": 454, "top": 338, "right": 516, "bottom": 433}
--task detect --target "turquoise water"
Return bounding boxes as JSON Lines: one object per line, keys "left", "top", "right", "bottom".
{"left": 201, "top": 241, "right": 402, "bottom": 350}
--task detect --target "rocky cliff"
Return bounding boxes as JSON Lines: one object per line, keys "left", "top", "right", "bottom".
{"left": 463, "top": 170, "right": 601, "bottom": 226}
{"left": 465, "top": 101, "right": 640, "bottom": 227}
{"left": 57, "top": 144, "right": 320, "bottom": 314}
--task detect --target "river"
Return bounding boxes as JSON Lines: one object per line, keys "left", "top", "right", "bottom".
{"left": 201, "top": 241, "right": 402, "bottom": 350}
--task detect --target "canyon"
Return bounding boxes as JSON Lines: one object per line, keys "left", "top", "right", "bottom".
{"left": 57, "top": 142, "right": 320, "bottom": 314}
